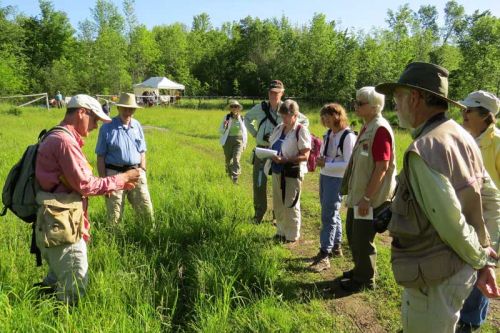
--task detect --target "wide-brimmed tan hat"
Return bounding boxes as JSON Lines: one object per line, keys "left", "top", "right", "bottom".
{"left": 228, "top": 99, "right": 242, "bottom": 110}
{"left": 115, "top": 92, "right": 142, "bottom": 109}
{"left": 67, "top": 94, "right": 112, "bottom": 123}
{"left": 375, "top": 62, "right": 465, "bottom": 109}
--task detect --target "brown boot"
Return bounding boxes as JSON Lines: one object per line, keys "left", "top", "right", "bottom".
{"left": 332, "top": 244, "right": 343, "bottom": 257}
{"left": 308, "top": 251, "right": 330, "bottom": 272}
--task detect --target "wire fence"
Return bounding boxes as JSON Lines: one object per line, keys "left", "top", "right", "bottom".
{"left": 0, "top": 93, "right": 49, "bottom": 110}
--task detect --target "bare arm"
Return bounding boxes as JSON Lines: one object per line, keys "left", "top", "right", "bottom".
{"left": 140, "top": 152, "right": 146, "bottom": 171}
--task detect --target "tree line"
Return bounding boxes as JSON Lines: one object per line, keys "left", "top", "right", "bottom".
{"left": 0, "top": 0, "right": 498, "bottom": 106}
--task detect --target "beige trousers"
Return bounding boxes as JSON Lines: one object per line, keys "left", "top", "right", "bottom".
{"left": 401, "top": 264, "right": 476, "bottom": 333}
{"left": 272, "top": 173, "right": 302, "bottom": 241}
{"left": 38, "top": 237, "right": 88, "bottom": 305}
{"left": 105, "top": 168, "right": 154, "bottom": 224}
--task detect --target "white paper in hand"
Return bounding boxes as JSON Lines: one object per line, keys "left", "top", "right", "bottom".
{"left": 255, "top": 147, "right": 278, "bottom": 159}
{"left": 354, "top": 206, "right": 373, "bottom": 220}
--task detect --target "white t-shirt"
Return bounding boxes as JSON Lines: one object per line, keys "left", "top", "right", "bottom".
{"left": 319, "top": 127, "right": 356, "bottom": 178}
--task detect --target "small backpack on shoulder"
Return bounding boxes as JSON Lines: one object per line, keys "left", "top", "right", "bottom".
{"left": 1, "top": 126, "right": 72, "bottom": 223}
{"left": 295, "top": 124, "right": 322, "bottom": 172}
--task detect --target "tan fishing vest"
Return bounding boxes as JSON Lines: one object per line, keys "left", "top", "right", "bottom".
{"left": 343, "top": 114, "right": 397, "bottom": 208}
{"left": 390, "top": 115, "right": 487, "bottom": 288}
{"left": 35, "top": 191, "right": 84, "bottom": 248}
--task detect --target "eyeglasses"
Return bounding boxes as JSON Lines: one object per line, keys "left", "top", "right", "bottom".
{"left": 230, "top": 105, "right": 240, "bottom": 109}
{"left": 354, "top": 100, "right": 369, "bottom": 107}
{"left": 85, "top": 110, "right": 97, "bottom": 121}
{"left": 462, "top": 108, "right": 477, "bottom": 114}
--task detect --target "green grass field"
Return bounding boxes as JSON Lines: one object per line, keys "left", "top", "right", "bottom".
{"left": 0, "top": 104, "right": 498, "bottom": 332}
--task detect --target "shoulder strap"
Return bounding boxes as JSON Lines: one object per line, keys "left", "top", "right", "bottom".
{"left": 42, "top": 126, "right": 74, "bottom": 143}
{"left": 323, "top": 129, "right": 332, "bottom": 156}
{"left": 335, "top": 129, "right": 353, "bottom": 158}
{"left": 295, "top": 124, "right": 302, "bottom": 141}
{"left": 257, "top": 101, "right": 278, "bottom": 131}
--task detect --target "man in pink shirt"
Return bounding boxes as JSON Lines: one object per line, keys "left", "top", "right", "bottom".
{"left": 35, "top": 94, "right": 140, "bottom": 304}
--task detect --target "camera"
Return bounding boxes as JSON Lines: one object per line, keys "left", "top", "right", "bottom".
{"left": 373, "top": 205, "right": 392, "bottom": 233}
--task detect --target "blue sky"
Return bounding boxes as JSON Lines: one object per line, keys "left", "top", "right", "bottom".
{"left": 3, "top": 0, "right": 499, "bottom": 32}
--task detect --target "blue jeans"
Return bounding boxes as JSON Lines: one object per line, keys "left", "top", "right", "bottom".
{"left": 460, "top": 286, "right": 489, "bottom": 326}
{"left": 319, "top": 175, "right": 343, "bottom": 253}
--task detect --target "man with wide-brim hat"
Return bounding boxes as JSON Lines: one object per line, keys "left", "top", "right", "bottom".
{"left": 375, "top": 62, "right": 499, "bottom": 332}
{"left": 96, "top": 92, "right": 154, "bottom": 225}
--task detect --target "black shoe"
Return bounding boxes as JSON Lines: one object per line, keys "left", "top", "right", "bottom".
{"left": 253, "top": 217, "right": 263, "bottom": 224}
{"left": 455, "top": 320, "right": 480, "bottom": 333}
{"left": 340, "top": 278, "right": 374, "bottom": 293}
{"left": 342, "top": 270, "right": 354, "bottom": 279}
{"left": 33, "top": 282, "right": 56, "bottom": 296}
{"left": 273, "top": 234, "right": 286, "bottom": 243}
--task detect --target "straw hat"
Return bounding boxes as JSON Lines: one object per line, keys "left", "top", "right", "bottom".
{"left": 115, "top": 92, "right": 142, "bottom": 109}
{"left": 228, "top": 99, "right": 242, "bottom": 110}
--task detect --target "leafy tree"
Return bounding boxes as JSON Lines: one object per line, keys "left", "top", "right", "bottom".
{"left": 0, "top": 5, "right": 26, "bottom": 94}
{"left": 128, "top": 24, "right": 160, "bottom": 83}
{"left": 453, "top": 13, "right": 500, "bottom": 97}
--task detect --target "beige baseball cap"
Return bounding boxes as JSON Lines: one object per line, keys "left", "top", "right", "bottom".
{"left": 67, "top": 94, "right": 112, "bottom": 122}
{"left": 460, "top": 90, "right": 499, "bottom": 116}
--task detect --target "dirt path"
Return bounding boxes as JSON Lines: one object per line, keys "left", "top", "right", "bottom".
{"left": 157, "top": 127, "right": 499, "bottom": 332}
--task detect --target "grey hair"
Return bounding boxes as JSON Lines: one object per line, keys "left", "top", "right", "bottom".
{"left": 356, "top": 86, "right": 385, "bottom": 114}
{"left": 278, "top": 99, "right": 299, "bottom": 116}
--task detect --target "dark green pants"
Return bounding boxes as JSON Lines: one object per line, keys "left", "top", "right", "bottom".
{"left": 345, "top": 203, "right": 389, "bottom": 284}
{"left": 252, "top": 154, "right": 268, "bottom": 222}
{"left": 223, "top": 136, "right": 243, "bottom": 179}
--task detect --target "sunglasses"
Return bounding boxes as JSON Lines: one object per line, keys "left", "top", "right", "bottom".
{"left": 462, "top": 108, "right": 477, "bottom": 114}
{"left": 354, "top": 100, "right": 369, "bottom": 107}
{"left": 230, "top": 105, "right": 240, "bottom": 109}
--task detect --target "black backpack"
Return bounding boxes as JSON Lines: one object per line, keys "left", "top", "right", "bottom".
{"left": 323, "top": 128, "right": 356, "bottom": 158}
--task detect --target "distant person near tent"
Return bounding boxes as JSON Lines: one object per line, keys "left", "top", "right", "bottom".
{"left": 55, "top": 91, "right": 63, "bottom": 108}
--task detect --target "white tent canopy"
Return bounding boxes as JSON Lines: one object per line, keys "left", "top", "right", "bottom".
{"left": 133, "top": 76, "right": 185, "bottom": 104}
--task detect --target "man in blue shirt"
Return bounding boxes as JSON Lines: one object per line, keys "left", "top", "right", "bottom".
{"left": 96, "top": 92, "right": 153, "bottom": 224}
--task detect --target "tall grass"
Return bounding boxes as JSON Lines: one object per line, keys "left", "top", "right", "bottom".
{"left": 1, "top": 104, "right": 496, "bottom": 332}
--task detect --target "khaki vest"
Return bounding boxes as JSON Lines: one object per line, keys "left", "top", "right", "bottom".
{"left": 35, "top": 191, "right": 84, "bottom": 248}
{"left": 390, "top": 116, "right": 486, "bottom": 288}
{"left": 343, "top": 114, "right": 397, "bottom": 208}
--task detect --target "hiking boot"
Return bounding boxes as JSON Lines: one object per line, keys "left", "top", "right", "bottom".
{"left": 332, "top": 245, "right": 343, "bottom": 257}
{"left": 455, "top": 321, "right": 480, "bottom": 333}
{"left": 342, "top": 269, "right": 354, "bottom": 279}
{"left": 33, "top": 282, "right": 56, "bottom": 296}
{"left": 252, "top": 217, "right": 263, "bottom": 224}
{"left": 340, "top": 278, "right": 374, "bottom": 293}
{"left": 273, "top": 234, "right": 286, "bottom": 243}
{"left": 308, "top": 256, "right": 330, "bottom": 272}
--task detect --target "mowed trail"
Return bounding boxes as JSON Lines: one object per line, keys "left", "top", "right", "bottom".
{"left": 144, "top": 123, "right": 500, "bottom": 332}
